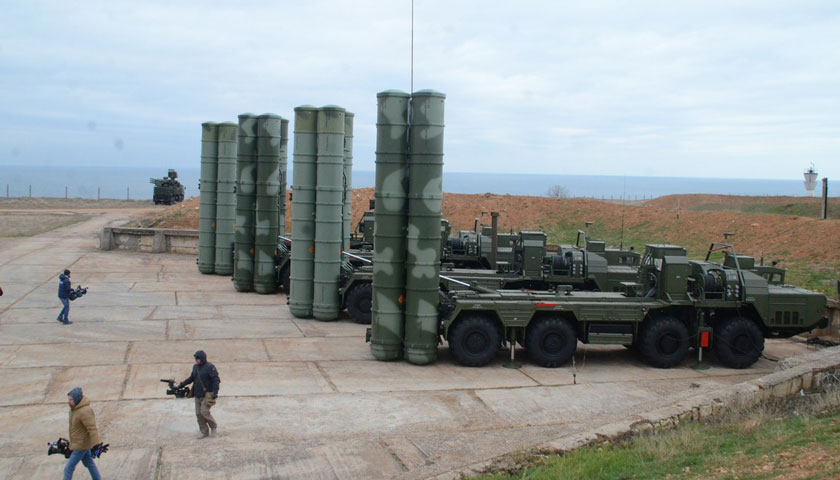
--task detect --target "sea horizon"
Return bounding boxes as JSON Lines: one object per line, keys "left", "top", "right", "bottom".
{"left": 0, "top": 164, "right": 828, "bottom": 201}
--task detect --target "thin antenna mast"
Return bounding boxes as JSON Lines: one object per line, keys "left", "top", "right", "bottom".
{"left": 619, "top": 175, "right": 626, "bottom": 250}
{"left": 411, "top": 0, "right": 414, "bottom": 93}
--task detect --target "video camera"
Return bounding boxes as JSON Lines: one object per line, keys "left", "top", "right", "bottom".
{"left": 47, "top": 438, "right": 70, "bottom": 458}
{"left": 47, "top": 438, "right": 109, "bottom": 459}
{"left": 68, "top": 285, "right": 88, "bottom": 301}
{"left": 160, "top": 379, "right": 190, "bottom": 398}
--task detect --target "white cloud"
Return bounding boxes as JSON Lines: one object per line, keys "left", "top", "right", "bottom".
{"left": 0, "top": 0, "right": 837, "bottom": 180}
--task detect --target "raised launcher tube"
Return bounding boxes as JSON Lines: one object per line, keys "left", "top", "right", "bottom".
{"left": 233, "top": 113, "right": 258, "bottom": 291}
{"left": 370, "top": 91, "right": 410, "bottom": 360}
{"left": 404, "top": 90, "right": 446, "bottom": 365}
{"left": 214, "top": 122, "right": 238, "bottom": 275}
{"left": 253, "top": 113, "right": 283, "bottom": 294}
{"left": 278, "top": 118, "right": 290, "bottom": 236}
{"left": 289, "top": 106, "right": 319, "bottom": 318}
{"left": 312, "top": 106, "right": 346, "bottom": 320}
{"left": 197, "top": 122, "right": 218, "bottom": 274}
{"left": 342, "top": 112, "right": 355, "bottom": 251}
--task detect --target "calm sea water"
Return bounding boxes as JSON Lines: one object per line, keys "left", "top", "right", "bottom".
{"left": 0, "top": 165, "right": 817, "bottom": 200}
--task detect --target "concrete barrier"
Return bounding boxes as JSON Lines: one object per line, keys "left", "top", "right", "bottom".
{"left": 100, "top": 227, "right": 198, "bottom": 254}
{"left": 817, "top": 299, "right": 840, "bottom": 337}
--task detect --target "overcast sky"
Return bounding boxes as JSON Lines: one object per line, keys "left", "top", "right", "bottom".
{"left": 1, "top": 1, "right": 838, "bottom": 180}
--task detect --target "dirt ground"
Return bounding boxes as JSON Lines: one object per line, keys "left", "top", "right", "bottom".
{"left": 135, "top": 190, "right": 840, "bottom": 271}
{"left": 0, "top": 212, "right": 91, "bottom": 237}
{"left": 0, "top": 197, "right": 154, "bottom": 209}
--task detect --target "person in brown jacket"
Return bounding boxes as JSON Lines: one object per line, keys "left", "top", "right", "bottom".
{"left": 63, "top": 387, "right": 101, "bottom": 480}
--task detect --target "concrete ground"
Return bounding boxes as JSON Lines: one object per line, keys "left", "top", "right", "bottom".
{"left": 0, "top": 212, "right": 827, "bottom": 479}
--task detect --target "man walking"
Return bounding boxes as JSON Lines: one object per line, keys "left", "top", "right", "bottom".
{"left": 57, "top": 269, "right": 72, "bottom": 324}
{"left": 175, "top": 350, "right": 220, "bottom": 438}
{"left": 64, "top": 387, "right": 101, "bottom": 480}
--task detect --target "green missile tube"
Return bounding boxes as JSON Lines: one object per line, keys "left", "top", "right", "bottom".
{"left": 289, "top": 106, "right": 319, "bottom": 318}
{"left": 214, "top": 122, "right": 238, "bottom": 275}
{"left": 253, "top": 113, "right": 283, "bottom": 294}
{"left": 278, "top": 118, "right": 290, "bottom": 236}
{"left": 370, "top": 90, "right": 410, "bottom": 360}
{"left": 404, "top": 90, "right": 446, "bottom": 365}
{"left": 312, "top": 106, "right": 346, "bottom": 321}
{"left": 197, "top": 122, "right": 218, "bottom": 274}
{"left": 342, "top": 112, "right": 355, "bottom": 251}
{"left": 233, "top": 113, "right": 258, "bottom": 292}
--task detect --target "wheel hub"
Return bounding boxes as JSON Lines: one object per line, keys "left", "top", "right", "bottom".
{"left": 465, "top": 330, "right": 489, "bottom": 354}
{"left": 657, "top": 333, "right": 679, "bottom": 355}
{"left": 542, "top": 333, "right": 563, "bottom": 354}
{"left": 732, "top": 333, "right": 754, "bottom": 354}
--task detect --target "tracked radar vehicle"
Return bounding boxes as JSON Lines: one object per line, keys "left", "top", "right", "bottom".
{"left": 438, "top": 241, "right": 828, "bottom": 369}
{"left": 150, "top": 169, "right": 185, "bottom": 205}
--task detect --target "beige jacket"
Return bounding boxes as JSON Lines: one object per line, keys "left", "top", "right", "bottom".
{"left": 68, "top": 397, "right": 101, "bottom": 450}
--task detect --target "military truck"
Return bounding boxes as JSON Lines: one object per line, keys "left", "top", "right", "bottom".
{"left": 437, "top": 241, "right": 828, "bottom": 369}
{"left": 150, "top": 169, "right": 185, "bottom": 205}
{"left": 341, "top": 229, "right": 640, "bottom": 324}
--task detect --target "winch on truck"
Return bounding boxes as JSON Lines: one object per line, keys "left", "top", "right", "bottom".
{"left": 437, "top": 241, "right": 829, "bottom": 369}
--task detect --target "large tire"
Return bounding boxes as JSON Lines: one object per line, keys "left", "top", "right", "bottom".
{"left": 713, "top": 317, "right": 764, "bottom": 369}
{"left": 525, "top": 317, "right": 577, "bottom": 367}
{"left": 346, "top": 282, "right": 372, "bottom": 325}
{"left": 638, "top": 316, "right": 690, "bottom": 368}
{"left": 448, "top": 314, "right": 501, "bottom": 367}
{"left": 278, "top": 263, "right": 290, "bottom": 292}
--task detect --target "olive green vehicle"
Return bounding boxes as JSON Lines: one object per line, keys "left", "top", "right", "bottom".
{"left": 437, "top": 241, "right": 829, "bottom": 369}
{"left": 341, "top": 229, "right": 640, "bottom": 325}
{"left": 150, "top": 169, "right": 185, "bottom": 205}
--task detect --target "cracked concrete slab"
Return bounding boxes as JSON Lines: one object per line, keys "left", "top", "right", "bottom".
{"left": 0, "top": 210, "right": 835, "bottom": 480}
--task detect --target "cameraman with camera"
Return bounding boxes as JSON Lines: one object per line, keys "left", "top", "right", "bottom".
{"left": 57, "top": 269, "right": 72, "bottom": 325}
{"left": 173, "top": 350, "right": 220, "bottom": 439}
{"left": 64, "top": 387, "right": 101, "bottom": 480}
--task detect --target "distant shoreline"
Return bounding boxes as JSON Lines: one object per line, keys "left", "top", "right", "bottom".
{"left": 0, "top": 165, "right": 827, "bottom": 200}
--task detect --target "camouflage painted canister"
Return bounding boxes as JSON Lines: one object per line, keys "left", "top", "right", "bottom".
{"left": 253, "top": 113, "right": 283, "bottom": 294}
{"left": 342, "top": 112, "right": 355, "bottom": 251}
{"left": 370, "top": 90, "right": 410, "bottom": 360}
{"left": 197, "top": 122, "right": 218, "bottom": 274}
{"left": 289, "top": 106, "right": 319, "bottom": 318}
{"left": 312, "top": 106, "right": 346, "bottom": 321}
{"left": 214, "top": 122, "right": 238, "bottom": 276}
{"left": 278, "top": 118, "right": 290, "bottom": 237}
{"left": 404, "top": 90, "right": 446, "bottom": 365}
{"left": 233, "top": 113, "right": 258, "bottom": 292}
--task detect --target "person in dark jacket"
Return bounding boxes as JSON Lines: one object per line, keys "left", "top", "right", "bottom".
{"left": 57, "top": 269, "right": 72, "bottom": 324}
{"left": 175, "top": 350, "right": 220, "bottom": 438}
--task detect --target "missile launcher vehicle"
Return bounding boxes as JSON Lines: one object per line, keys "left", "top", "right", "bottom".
{"left": 150, "top": 169, "right": 185, "bottom": 205}
{"left": 437, "top": 241, "right": 829, "bottom": 369}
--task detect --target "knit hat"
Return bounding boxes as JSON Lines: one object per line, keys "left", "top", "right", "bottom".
{"left": 68, "top": 387, "right": 83, "bottom": 405}
{"left": 194, "top": 350, "right": 207, "bottom": 365}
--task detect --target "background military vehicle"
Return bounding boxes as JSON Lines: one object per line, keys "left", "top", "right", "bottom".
{"left": 341, "top": 226, "right": 640, "bottom": 324}
{"left": 150, "top": 169, "right": 185, "bottom": 205}
{"left": 437, "top": 240, "right": 829, "bottom": 369}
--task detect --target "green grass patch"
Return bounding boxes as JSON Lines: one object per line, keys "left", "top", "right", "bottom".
{"left": 784, "top": 263, "right": 840, "bottom": 297}
{"left": 476, "top": 396, "right": 840, "bottom": 480}
{"left": 691, "top": 199, "right": 840, "bottom": 220}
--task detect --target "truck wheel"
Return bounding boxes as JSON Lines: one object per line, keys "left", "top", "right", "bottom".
{"left": 638, "top": 316, "right": 689, "bottom": 368}
{"left": 346, "top": 283, "right": 372, "bottom": 325}
{"left": 713, "top": 317, "right": 764, "bottom": 369}
{"left": 279, "top": 264, "right": 290, "bottom": 292}
{"left": 448, "top": 314, "right": 500, "bottom": 367}
{"left": 525, "top": 317, "right": 577, "bottom": 367}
